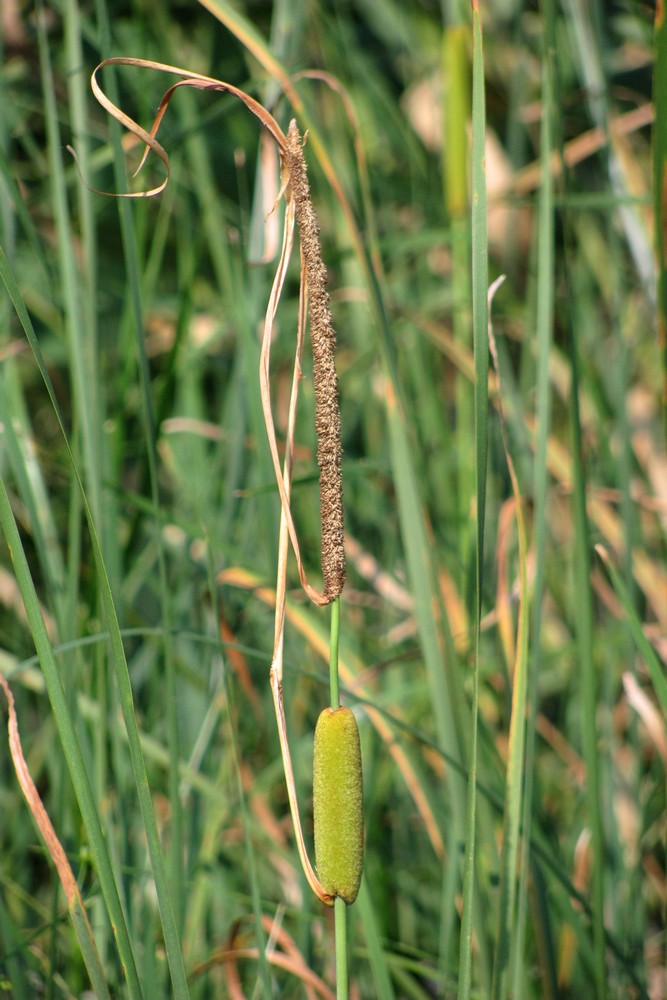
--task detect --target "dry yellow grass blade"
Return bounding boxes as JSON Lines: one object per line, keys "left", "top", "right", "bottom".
{"left": 85, "top": 56, "right": 287, "bottom": 197}
{"left": 0, "top": 672, "right": 109, "bottom": 998}
{"left": 511, "top": 102, "right": 654, "bottom": 197}
{"left": 622, "top": 672, "right": 667, "bottom": 764}
{"left": 1, "top": 672, "right": 82, "bottom": 905}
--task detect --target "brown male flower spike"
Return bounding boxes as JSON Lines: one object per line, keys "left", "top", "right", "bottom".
{"left": 284, "top": 119, "right": 345, "bottom": 602}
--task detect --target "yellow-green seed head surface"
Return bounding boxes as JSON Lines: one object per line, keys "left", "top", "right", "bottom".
{"left": 313, "top": 706, "right": 364, "bottom": 904}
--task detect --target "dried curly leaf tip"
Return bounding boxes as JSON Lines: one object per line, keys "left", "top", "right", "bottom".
{"left": 284, "top": 120, "right": 345, "bottom": 602}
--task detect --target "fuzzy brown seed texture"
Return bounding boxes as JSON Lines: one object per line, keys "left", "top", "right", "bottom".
{"left": 285, "top": 120, "right": 345, "bottom": 601}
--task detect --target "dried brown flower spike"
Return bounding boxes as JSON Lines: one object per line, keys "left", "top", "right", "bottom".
{"left": 284, "top": 120, "right": 346, "bottom": 602}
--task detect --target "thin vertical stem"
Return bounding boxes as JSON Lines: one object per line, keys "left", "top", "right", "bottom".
{"left": 335, "top": 896, "right": 349, "bottom": 1000}
{"left": 458, "top": 5, "right": 489, "bottom": 998}
{"left": 512, "top": 23, "right": 556, "bottom": 997}
{"left": 568, "top": 316, "right": 606, "bottom": 1000}
{"left": 330, "top": 597, "right": 348, "bottom": 998}
{"left": 329, "top": 598, "right": 341, "bottom": 710}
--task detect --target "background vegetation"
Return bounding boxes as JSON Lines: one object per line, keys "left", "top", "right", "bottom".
{"left": 0, "top": 0, "right": 664, "bottom": 998}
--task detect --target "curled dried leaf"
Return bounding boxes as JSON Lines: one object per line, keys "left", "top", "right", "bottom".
{"left": 84, "top": 57, "right": 287, "bottom": 197}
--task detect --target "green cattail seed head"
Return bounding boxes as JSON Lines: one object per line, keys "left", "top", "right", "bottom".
{"left": 313, "top": 706, "right": 364, "bottom": 904}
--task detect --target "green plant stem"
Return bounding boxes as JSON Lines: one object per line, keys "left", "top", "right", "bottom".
{"left": 329, "top": 597, "right": 341, "bottom": 710}
{"left": 512, "top": 31, "right": 556, "bottom": 998}
{"left": 335, "top": 896, "right": 349, "bottom": 1000}
{"left": 568, "top": 318, "right": 606, "bottom": 1000}
{"left": 458, "top": 5, "right": 489, "bottom": 998}
{"left": 329, "top": 597, "right": 349, "bottom": 999}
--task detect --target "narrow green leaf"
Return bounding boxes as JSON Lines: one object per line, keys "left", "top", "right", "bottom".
{"left": 0, "top": 243, "right": 189, "bottom": 997}
{"left": 490, "top": 335, "right": 531, "bottom": 1000}
{"left": 68, "top": 896, "right": 112, "bottom": 1000}
{"left": 511, "top": 33, "right": 556, "bottom": 999}
{"left": 458, "top": 5, "right": 489, "bottom": 999}
{"left": 356, "top": 881, "right": 397, "bottom": 1000}
{"left": 0, "top": 470, "right": 143, "bottom": 1000}
{"left": 567, "top": 253, "right": 607, "bottom": 1000}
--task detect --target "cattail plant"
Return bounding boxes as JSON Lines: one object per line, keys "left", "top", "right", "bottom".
{"left": 83, "top": 56, "right": 362, "bottom": 996}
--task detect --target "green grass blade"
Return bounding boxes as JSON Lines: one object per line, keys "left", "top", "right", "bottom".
{"left": 355, "top": 881, "right": 397, "bottom": 1000}
{"left": 439, "top": 20, "right": 474, "bottom": 977}
{"left": 109, "top": 79, "right": 185, "bottom": 947}
{"left": 0, "top": 891, "right": 32, "bottom": 1000}
{"left": 0, "top": 244, "right": 189, "bottom": 997}
{"left": 566, "top": 268, "right": 607, "bottom": 1000}
{"left": 0, "top": 472, "right": 143, "bottom": 1000}
{"left": 457, "top": 5, "right": 489, "bottom": 998}
{"left": 442, "top": 20, "right": 474, "bottom": 604}
{"left": 511, "top": 35, "right": 556, "bottom": 999}
{"left": 0, "top": 372, "right": 68, "bottom": 625}
{"left": 490, "top": 374, "right": 530, "bottom": 1000}
{"left": 86, "top": 432, "right": 191, "bottom": 992}
{"left": 381, "top": 376, "right": 474, "bottom": 990}
{"left": 37, "top": 5, "right": 102, "bottom": 524}
{"left": 68, "top": 896, "right": 112, "bottom": 1000}
{"left": 89, "top": 9, "right": 190, "bottom": 982}
{"left": 0, "top": 151, "right": 53, "bottom": 287}
{"left": 202, "top": 550, "right": 273, "bottom": 999}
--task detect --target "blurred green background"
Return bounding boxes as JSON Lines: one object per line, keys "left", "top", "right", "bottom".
{"left": 0, "top": 1, "right": 663, "bottom": 998}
